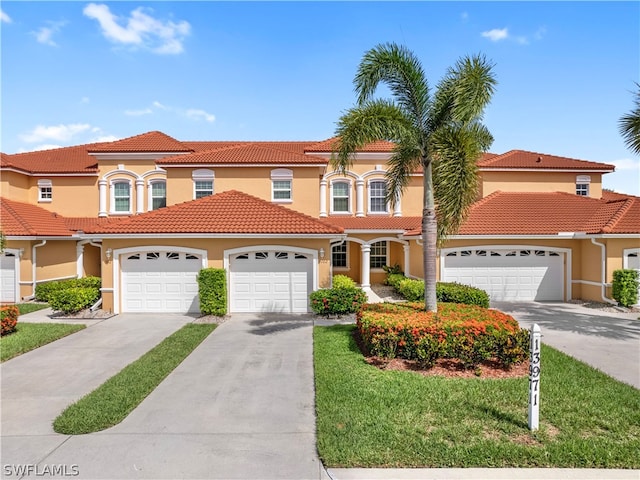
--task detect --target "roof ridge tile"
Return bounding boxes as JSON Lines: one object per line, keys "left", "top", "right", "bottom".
{"left": 600, "top": 198, "right": 636, "bottom": 233}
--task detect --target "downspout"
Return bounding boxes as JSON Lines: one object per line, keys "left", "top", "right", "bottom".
{"left": 25, "top": 240, "right": 47, "bottom": 300}
{"left": 591, "top": 238, "right": 617, "bottom": 304}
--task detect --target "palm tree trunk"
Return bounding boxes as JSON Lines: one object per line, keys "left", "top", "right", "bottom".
{"left": 422, "top": 158, "right": 438, "bottom": 312}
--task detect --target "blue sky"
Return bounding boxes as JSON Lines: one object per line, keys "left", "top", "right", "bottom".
{"left": 2, "top": 1, "right": 639, "bottom": 195}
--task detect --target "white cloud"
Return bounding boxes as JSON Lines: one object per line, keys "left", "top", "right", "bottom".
{"left": 482, "top": 28, "right": 509, "bottom": 42}
{"left": 186, "top": 109, "right": 215, "bottom": 123}
{"left": 461, "top": 11, "right": 469, "bottom": 22}
{"left": 610, "top": 158, "right": 640, "bottom": 171}
{"left": 83, "top": 3, "right": 190, "bottom": 54}
{"left": 31, "top": 144, "right": 64, "bottom": 152}
{"left": 32, "top": 21, "right": 67, "bottom": 47}
{"left": 152, "top": 100, "right": 169, "bottom": 110}
{"left": 20, "top": 124, "right": 92, "bottom": 143}
{"left": 1, "top": 9, "right": 11, "bottom": 23}
{"left": 125, "top": 108, "right": 153, "bottom": 116}
{"left": 90, "top": 135, "right": 120, "bottom": 143}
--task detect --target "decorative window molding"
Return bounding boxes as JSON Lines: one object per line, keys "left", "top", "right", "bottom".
{"left": 271, "top": 168, "right": 293, "bottom": 203}
{"left": 330, "top": 180, "right": 351, "bottom": 214}
{"left": 148, "top": 180, "right": 167, "bottom": 210}
{"left": 369, "top": 241, "right": 388, "bottom": 269}
{"left": 368, "top": 179, "right": 388, "bottom": 214}
{"left": 110, "top": 179, "right": 132, "bottom": 214}
{"left": 192, "top": 169, "right": 214, "bottom": 199}
{"left": 37, "top": 179, "right": 53, "bottom": 203}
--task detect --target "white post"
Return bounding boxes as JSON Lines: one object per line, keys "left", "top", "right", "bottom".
{"left": 355, "top": 179, "right": 364, "bottom": 217}
{"left": 98, "top": 180, "right": 107, "bottom": 217}
{"left": 76, "top": 244, "right": 84, "bottom": 278}
{"left": 319, "top": 179, "right": 327, "bottom": 217}
{"left": 135, "top": 179, "right": 144, "bottom": 214}
{"left": 360, "top": 244, "right": 371, "bottom": 288}
{"left": 528, "top": 324, "right": 541, "bottom": 431}
{"left": 403, "top": 244, "right": 410, "bottom": 277}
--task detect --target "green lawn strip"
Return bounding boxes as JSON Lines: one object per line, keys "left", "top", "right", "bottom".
{"left": 16, "top": 303, "right": 50, "bottom": 315}
{"left": 1, "top": 323, "right": 86, "bottom": 362}
{"left": 53, "top": 323, "right": 216, "bottom": 434}
{"left": 314, "top": 324, "right": 640, "bottom": 468}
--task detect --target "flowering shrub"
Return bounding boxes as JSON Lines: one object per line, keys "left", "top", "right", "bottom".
{"left": 310, "top": 286, "right": 368, "bottom": 316}
{"left": 1, "top": 305, "right": 19, "bottom": 336}
{"left": 357, "top": 302, "right": 528, "bottom": 369}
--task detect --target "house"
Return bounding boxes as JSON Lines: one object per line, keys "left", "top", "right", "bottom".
{"left": 1, "top": 130, "right": 638, "bottom": 313}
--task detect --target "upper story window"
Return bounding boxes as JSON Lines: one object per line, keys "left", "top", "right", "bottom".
{"left": 150, "top": 180, "right": 167, "bottom": 210}
{"left": 112, "top": 180, "right": 131, "bottom": 213}
{"left": 271, "top": 168, "right": 293, "bottom": 203}
{"left": 576, "top": 175, "right": 591, "bottom": 197}
{"left": 370, "top": 241, "right": 387, "bottom": 269}
{"left": 331, "top": 181, "right": 351, "bottom": 213}
{"left": 192, "top": 169, "right": 214, "bottom": 199}
{"left": 38, "top": 179, "right": 52, "bottom": 202}
{"left": 369, "top": 180, "right": 388, "bottom": 213}
{"left": 332, "top": 242, "right": 348, "bottom": 268}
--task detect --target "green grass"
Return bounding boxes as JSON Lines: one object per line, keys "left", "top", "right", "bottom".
{"left": 15, "top": 303, "right": 50, "bottom": 315}
{"left": 1, "top": 323, "right": 86, "bottom": 362}
{"left": 53, "top": 323, "right": 216, "bottom": 434}
{"left": 314, "top": 324, "right": 640, "bottom": 468}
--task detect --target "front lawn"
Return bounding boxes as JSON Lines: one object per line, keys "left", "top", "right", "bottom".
{"left": 314, "top": 324, "right": 640, "bottom": 468}
{"left": 53, "top": 323, "right": 216, "bottom": 434}
{"left": 15, "top": 302, "right": 50, "bottom": 315}
{"left": 1, "top": 322, "right": 86, "bottom": 362}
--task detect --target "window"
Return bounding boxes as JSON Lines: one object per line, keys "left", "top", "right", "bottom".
{"left": 166, "top": 252, "right": 180, "bottom": 260}
{"left": 38, "top": 179, "right": 52, "bottom": 202}
{"left": 331, "top": 181, "right": 350, "bottom": 213}
{"left": 576, "top": 183, "right": 589, "bottom": 196}
{"left": 275, "top": 252, "right": 289, "bottom": 259}
{"left": 369, "top": 180, "right": 387, "bottom": 213}
{"left": 192, "top": 169, "right": 214, "bottom": 199}
{"left": 113, "top": 181, "right": 131, "bottom": 213}
{"left": 150, "top": 181, "right": 166, "bottom": 210}
{"left": 271, "top": 168, "right": 293, "bottom": 202}
{"left": 332, "top": 242, "right": 348, "bottom": 268}
{"left": 370, "top": 241, "right": 387, "bottom": 269}
{"left": 255, "top": 252, "right": 269, "bottom": 260}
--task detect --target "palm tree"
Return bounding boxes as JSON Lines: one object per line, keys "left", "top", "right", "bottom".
{"left": 619, "top": 82, "right": 640, "bottom": 155}
{"left": 332, "top": 43, "right": 496, "bottom": 312}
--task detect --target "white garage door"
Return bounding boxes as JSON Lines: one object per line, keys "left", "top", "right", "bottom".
{"left": 442, "top": 248, "right": 564, "bottom": 301}
{"left": 230, "top": 250, "right": 313, "bottom": 313}
{"left": 1, "top": 253, "right": 17, "bottom": 303}
{"left": 121, "top": 251, "right": 201, "bottom": 313}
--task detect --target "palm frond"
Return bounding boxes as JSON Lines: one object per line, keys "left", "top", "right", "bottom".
{"left": 619, "top": 82, "right": 640, "bottom": 155}
{"left": 332, "top": 99, "right": 415, "bottom": 174}
{"left": 385, "top": 139, "right": 422, "bottom": 207}
{"left": 354, "top": 43, "right": 431, "bottom": 130}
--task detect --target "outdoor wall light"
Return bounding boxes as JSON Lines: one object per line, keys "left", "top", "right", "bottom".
{"left": 105, "top": 248, "right": 112, "bottom": 261}
{"left": 319, "top": 248, "right": 325, "bottom": 258}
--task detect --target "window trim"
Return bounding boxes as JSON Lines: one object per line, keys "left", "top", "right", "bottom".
{"left": 37, "top": 179, "right": 53, "bottom": 203}
{"left": 331, "top": 242, "right": 349, "bottom": 270}
{"left": 368, "top": 179, "right": 388, "bottom": 214}
{"left": 192, "top": 169, "right": 215, "bottom": 200}
{"left": 330, "top": 180, "right": 352, "bottom": 214}
{"left": 110, "top": 179, "right": 132, "bottom": 215}
{"left": 271, "top": 168, "right": 293, "bottom": 203}
{"left": 148, "top": 179, "right": 167, "bottom": 211}
{"left": 576, "top": 175, "right": 591, "bottom": 197}
{"left": 369, "top": 241, "right": 388, "bottom": 270}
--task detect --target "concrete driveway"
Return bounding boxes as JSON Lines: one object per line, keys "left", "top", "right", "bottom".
{"left": 1, "top": 313, "right": 322, "bottom": 479}
{"left": 492, "top": 301, "right": 640, "bottom": 389}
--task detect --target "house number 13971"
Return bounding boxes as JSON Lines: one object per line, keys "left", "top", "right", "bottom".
{"left": 528, "top": 324, "right": 541, "bottom": 431}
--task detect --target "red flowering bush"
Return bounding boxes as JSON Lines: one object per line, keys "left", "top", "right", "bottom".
{"left": 357, "top": 302, "right": 528, "bottom": 369}
{"left": 1, "top": 305, "right": 19, "bottom": 336}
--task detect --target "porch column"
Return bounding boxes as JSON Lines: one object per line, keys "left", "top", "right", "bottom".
{"left": 76, "top": 244, "right": 84, "bottom": 278}
{"left": 361, "top": 244, "right": 371, "bottom": 288}
{"left": 98, "top": 180, "right": 107, "bottom": 217}
{"left": 393, "top": 193, "right": 402, "bottom": 217}
{"left": 403, "top": 244, "right": 410, "bottom": 277}
{"left": 135, "top": 179, "right": 144, "bottom": 214}
{"left": 319, "top": 179, "right": 327, "bottom": 217}
{"left": 355, "top": 179, "right": 365, "bottom": 217}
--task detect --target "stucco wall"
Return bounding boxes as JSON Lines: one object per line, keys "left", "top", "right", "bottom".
{"left": 480, "top": 171, "right": 603, "bottom": 199}
{"left": 27, "top": 176, "right": 98, "bottom": 217}
{"left": 0, "top": 171, "right": 30, "bottom": 203}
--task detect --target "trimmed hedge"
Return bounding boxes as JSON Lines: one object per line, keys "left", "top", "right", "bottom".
{"left": 197, "top": 268, "right": 227, "bottom": 316}
{"left": 357, "top": 302, "right": 529, "bottom": 369}
{"left": 612, "top": 269, "right": 639, "bottom": 308}
{"left": 310, "top": 286, "right": 368, "bottom": 316}
{"left": 35, "top": 277, "right": 102, "bottom": 302}
{"left": 49, "top": 287, "right": 100, "bottom": 314}
{"left": 1, "top": 305, "right": 19, "bottom": 336}
{"left": 389, "top": 274, "right": 490, "bottom": 308}
{"left": 332, "top": 274, "right": 357, "bottom": 290}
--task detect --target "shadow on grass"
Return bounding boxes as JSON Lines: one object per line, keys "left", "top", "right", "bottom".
{"left": 474, "top": 402, "right": 529, "bottom": 430}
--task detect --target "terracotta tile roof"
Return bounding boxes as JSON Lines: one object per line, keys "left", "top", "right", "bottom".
{"left": 0, "top": 198, "right": 74, "bottom": 236}
{"left": 406, "top": 191, "right": 640, "bottom": 236}
{"left": 87, "top": 131, "right": 192, "bottom": 153}
{"left": 322, "top": 216, "right": 422, "bottom": 231}
{"left": 85, "top": 190, "right": 343, "bottom": 235}
{"left": 1, "top": 144, "right": 100, "bottom": 174}
{"left": 157, "top": 143, "right": 327, "bottom": 165}
{"left": 477, "top": 150, "right": 615, "bottom": 171}
{"left": 63, "top": 217, "right": 123, "bottom": 232}
{"left": 305, "top": 137, "right": 396, "bottom": 153}
{"left": 184, "top": 141, "right": 315, "bottom": 155}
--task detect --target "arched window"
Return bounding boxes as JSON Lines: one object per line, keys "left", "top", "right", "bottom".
{"left": 192, "top": 169, "right": 214, "bottom": 199}
{"left": 271, "top": 168, "right": 293, "bottom": 202}
{"left": 111, "top": 180, "right": 132, "bottom": 214}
